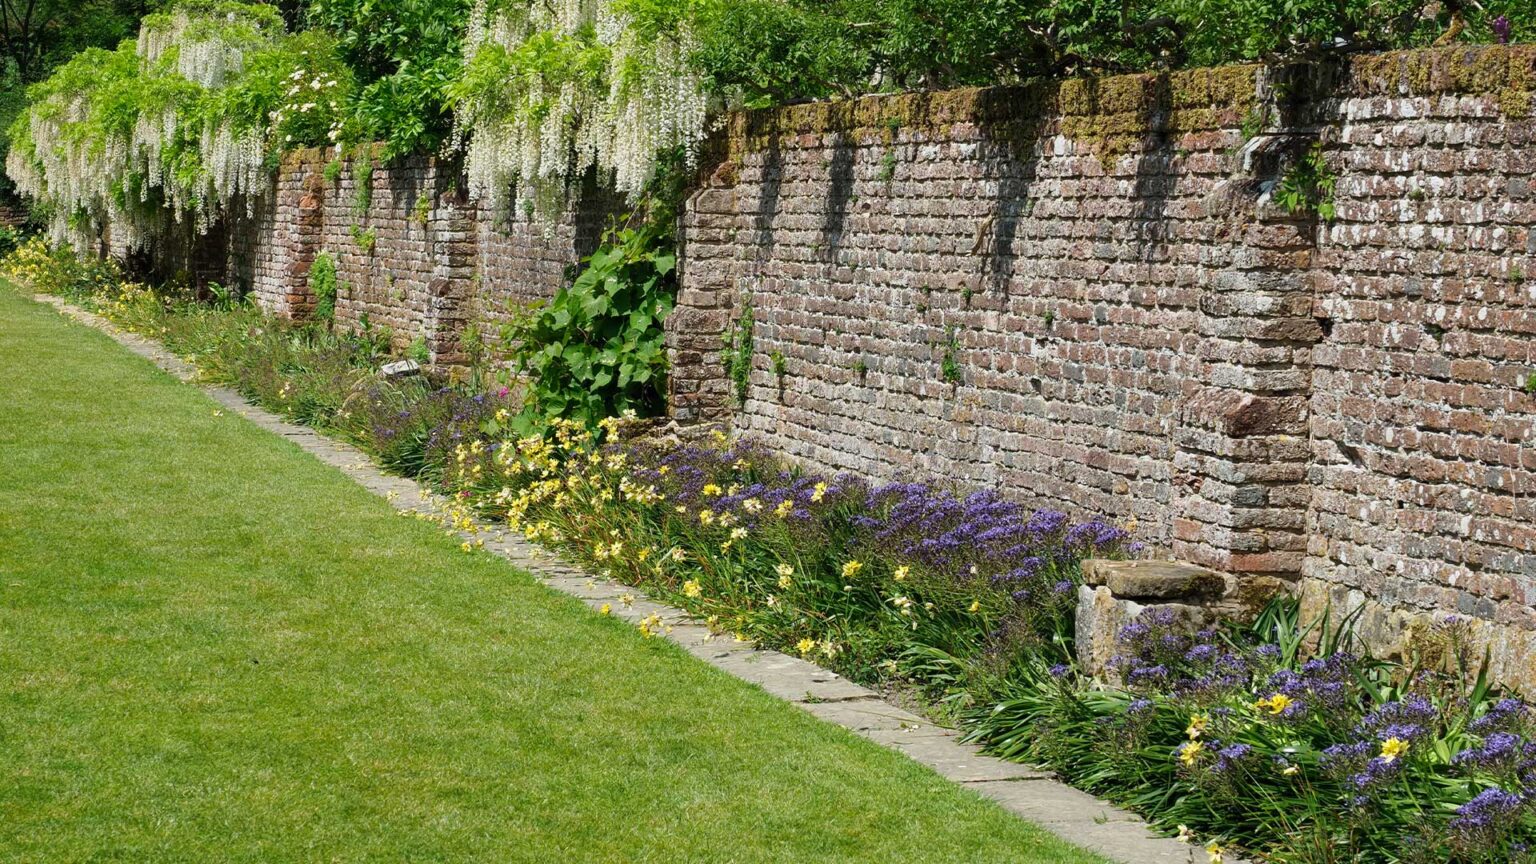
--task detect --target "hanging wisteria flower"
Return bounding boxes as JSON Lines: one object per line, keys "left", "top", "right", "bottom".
{"left": 449, "top": 0, "right": 709, "bottom": 220}
{"left": 7, "top": 4, "right": 351, "bottom": 254}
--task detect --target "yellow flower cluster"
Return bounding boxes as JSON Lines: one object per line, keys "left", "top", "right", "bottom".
{"left": 794, "top": 637, "right": 841, "bottom": 659}
{"left": 453, "top": 438, "right": 489, "bottom": 481}
{"left": 638, "top": 613, "right": 668, "bottom": 638}
{"left": 1254, "top": 693, "right": 1292, "bottom": 716}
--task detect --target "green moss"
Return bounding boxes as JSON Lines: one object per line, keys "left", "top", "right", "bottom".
{"left": 1351, "top": 44, "right": 1536, "bottom": 116}
{"left": 1500, "top": 88, "right": 1532, "bottom": 118}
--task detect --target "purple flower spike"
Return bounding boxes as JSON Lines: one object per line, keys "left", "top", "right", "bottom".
{"left": 1493, "top": 15, "right": 1512, "bottom": 45}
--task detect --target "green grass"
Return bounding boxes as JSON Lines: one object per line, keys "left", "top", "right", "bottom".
{"left": 0, "top": 286, "right": 1104, "bottom": 863}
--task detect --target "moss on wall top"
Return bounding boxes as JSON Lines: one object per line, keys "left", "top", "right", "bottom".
{"left": 729, "top": 64, "right": 1262, "bottom": 157}
{"left": 727, "top": 43, "right": 1536, "bottom": 157}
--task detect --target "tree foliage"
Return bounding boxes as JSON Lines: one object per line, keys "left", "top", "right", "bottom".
{"left": 7, "top": 0, "right": 1536, "bottom": 260}
{"left": 303, "top": 0, "right": 471, "bottom": 157}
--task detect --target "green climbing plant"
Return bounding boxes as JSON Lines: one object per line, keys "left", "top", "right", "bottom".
{"left": 308, "top": 250, "right": 338, "bottom": 323}
{"left": 722, "top": 299, "right": 755, "bottom": 407}
{"left": 1275, "top": 142, "right": 1337, "bottom": 221}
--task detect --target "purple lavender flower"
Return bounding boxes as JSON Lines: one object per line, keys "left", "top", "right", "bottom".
{"left": 1212, "top": 743, "right": 1254, "bottom": 774}
{"left": 1126, "top": 663, "right": 1170, "bottom": 685}
{"left": 1451, "top": 787, "right": 1526, "bottom": 847}
{"left": 1358, "top": 696, "right": 1437, "bottom": 742}
{"left": 1185, "top": 644, "right": 1218, "bottom": 664}
{"left": 1493, "top": 15, "right": 1512, "bottom": 45}
{"left": 1265, "top": 653, "right": 1358, "bottom": 719}
{"left": 1320, "top": 740, "right": 1374, "bottom": 776}
{"left": 1455, "top": 732, "right": 1536, "bottom": 774}
{"left": 1348, "top": 756, "right": 1402, "bottom": 792}
{"left": 1471, "top": 698, "right": 1531, "bottom": 735}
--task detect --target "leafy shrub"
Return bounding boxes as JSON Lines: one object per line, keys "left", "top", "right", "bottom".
{"left": 305, "top": 0, "right": 470, "bottom": 157}
{"left": 0, "top": 224, "right": 22, "bottom": 258}
{"left": 691, "top": 0, "right": 871, "bottom": 105}
{"left": 501, "top": 221, "right": 676, "bottom": 432}
{"left": 1, "top": 237, "right": 125, "bottom": 300}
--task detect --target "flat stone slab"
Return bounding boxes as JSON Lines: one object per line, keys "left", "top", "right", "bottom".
{"left": 37, "top": 293, "right": 1225, "bottom": 864}
{"left": 797, "top": 698, "right": 944, "bottom": 734}
{"left": 1082, "top": 558, "right": 1228, "bottom": 600}
{"left": 379, "top": 359, "right": 421, "bottom": 379}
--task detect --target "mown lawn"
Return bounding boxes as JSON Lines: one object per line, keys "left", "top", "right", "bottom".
{"left": 0, "top": 286, "right": 1104, "bottom": 863}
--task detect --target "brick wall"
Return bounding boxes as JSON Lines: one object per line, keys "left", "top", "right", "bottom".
{"left": 0, "top": 201, "right": 27, "bottom": 228}
{"left": 237, "top": 148, "right": 614, "bottom": 364}
{"left": 673, "top": 46, "right": 1536, "bottom": 691}
{"left": 1301, "top": 49, "right": 1536, "bottom": 687}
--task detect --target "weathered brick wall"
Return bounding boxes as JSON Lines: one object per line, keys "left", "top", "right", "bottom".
{"left": 1300, "top": 48, "right": 1536, "bottom": 688}
{"left": 674, "top": 46, "right": 1536, "bottom": 691}
{"left": 474, "top": 178, "right": 618, "bottom": 329}
{"left": 674, "top": 70, "right": 1314, "bottom": 578}
{"left": 0, "top": 201, "right": 28, "bottom": 228}
{"left": 237, "top": 148, "right": 613, "bottom": 364}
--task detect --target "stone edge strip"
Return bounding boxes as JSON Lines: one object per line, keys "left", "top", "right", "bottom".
{"left": 32, "top": 293, "right": 1212, "bottom": 864}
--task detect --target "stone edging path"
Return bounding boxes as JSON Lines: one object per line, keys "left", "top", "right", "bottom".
{"left": 35, "top": 293, "right": 1216, "bottom": 864}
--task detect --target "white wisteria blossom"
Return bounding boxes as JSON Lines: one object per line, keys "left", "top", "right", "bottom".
{"left": 452, "top": 0, "right": 710, "bottom": 220}
{"left": 6, "top": 2, "right": 349, "bottom": 258}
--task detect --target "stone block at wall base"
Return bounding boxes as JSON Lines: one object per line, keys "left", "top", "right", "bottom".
{"left": 1076, "top": 559, "right": 1285, "bottom": 680}
{"left": 1295, "top": 577, "right": 1536, "bottom": 696}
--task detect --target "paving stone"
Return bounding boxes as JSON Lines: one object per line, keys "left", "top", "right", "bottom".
{"left": 876, "top": 737, "right": 1050, "bottom": 783}
{"left": 797, "top": 698, "right": 945, "bottom": 734}
{"left": 967, "top": 780, "right": 1196, "bottom": 862}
